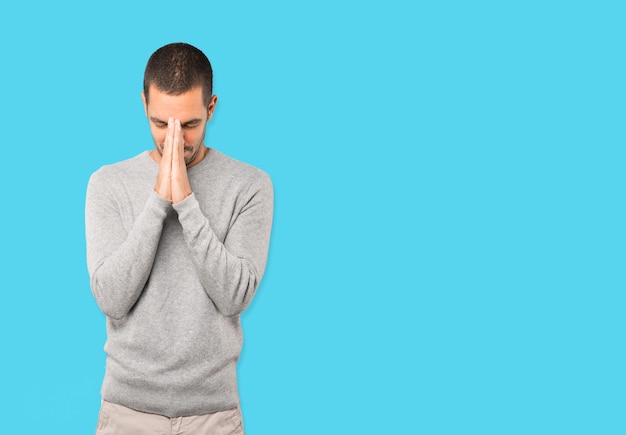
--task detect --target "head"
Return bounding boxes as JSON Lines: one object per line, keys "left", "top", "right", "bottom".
{"left": 142, "top": 42, "right": 218, "bottom": 166}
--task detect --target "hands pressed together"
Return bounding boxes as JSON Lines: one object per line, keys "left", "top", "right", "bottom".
{"left": 154, "top": 118, "right": 193, "bottom": 204}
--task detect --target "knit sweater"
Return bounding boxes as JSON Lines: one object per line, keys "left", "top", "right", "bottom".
{"left": 85, "top": 149, "right": 273, "bottom": 417}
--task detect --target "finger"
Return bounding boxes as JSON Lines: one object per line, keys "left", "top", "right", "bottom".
{"left": 176, "top": 120, "right": 184, "bottom": 164}
{"left": 163, "top": 118, "right": 174, "bottom": 176}
{"left": 154, "top": 117, "right": 174, "bottom": 200}
{"left": 163, "top": 117, "right": 174, "bottom": 165}
{"left": 171, "top": 119, "right": 192, "bottom": 203}
{"left": 172, "top": 119, "right": 182, "bottom": 171}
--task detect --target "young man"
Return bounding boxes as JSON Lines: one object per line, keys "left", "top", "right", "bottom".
{"left": 86, "top": 42, "right": 273, "bottom": 435}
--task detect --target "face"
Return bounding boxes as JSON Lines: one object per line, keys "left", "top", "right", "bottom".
{"left": 142, "top": 84, "right": 218, "bottom": 167}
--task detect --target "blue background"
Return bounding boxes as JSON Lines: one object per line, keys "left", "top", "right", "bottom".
{"left": 1, "top": 1, "right": 625, "bottom": 434}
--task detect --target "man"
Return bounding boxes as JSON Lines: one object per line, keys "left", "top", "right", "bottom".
{"left": 85, "top": 42, "right": 273, "bottom": 435}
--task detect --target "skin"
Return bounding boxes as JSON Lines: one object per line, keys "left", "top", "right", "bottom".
{"left": 141, "top": 85, "right": 218, "bottom": 203}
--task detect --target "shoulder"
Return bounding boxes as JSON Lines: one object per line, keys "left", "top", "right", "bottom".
{"left": 88, "top": 152, "right": 153, "bottom": 188}
{"left": 204, "top": 149, "right": 273, "bottom": 191}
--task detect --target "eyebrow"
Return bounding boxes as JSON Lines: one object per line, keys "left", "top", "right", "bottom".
{"left": 150, "top": 117, "right": 203, "bottom": 127}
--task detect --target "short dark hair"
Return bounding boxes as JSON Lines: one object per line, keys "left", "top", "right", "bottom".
{"left": 143, "top": 42, "right": 213, "bottom": 106}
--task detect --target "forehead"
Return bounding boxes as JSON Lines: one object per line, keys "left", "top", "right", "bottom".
{"left": 147, "top": 85, "right": 206, "bottom": 118}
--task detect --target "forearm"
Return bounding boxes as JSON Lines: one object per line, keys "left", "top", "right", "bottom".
{"left": 173, "top": 189, "right": 273, "bottom": 317}
{"left": 86, "top": 187, "right": 169, "bottom": 319}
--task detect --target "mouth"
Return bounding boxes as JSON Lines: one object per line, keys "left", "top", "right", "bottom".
{"left": 158, "top": 143, "right": 193, "bottom": 153}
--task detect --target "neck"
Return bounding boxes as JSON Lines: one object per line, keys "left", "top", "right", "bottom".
{"left": 187, "top": 146, "right": 208, "bottom": 168}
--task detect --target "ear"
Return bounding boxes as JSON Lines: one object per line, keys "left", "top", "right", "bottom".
{"left": 207, "top": 95, "right": 218, "bottom": 121}
{"left": 141, "top": 92, "right": 148, "bottom": 117}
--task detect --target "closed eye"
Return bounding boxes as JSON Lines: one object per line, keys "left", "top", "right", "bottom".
{"left": 150, "top": 117, "right": 168, "bottom": 129}
{"left": 182, "top": 121, "right": 201, "bottom": 129}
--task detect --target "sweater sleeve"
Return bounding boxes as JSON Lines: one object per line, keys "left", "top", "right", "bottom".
{"left": 85, "top": 169, "right": 171, "bottom": 320}
{"left": 172, "top": 174, "right": 274, "bottom": 317}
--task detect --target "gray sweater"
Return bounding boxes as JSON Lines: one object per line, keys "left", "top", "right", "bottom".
{"left": 85, "top": 149, "right": 273, "bottom": 417}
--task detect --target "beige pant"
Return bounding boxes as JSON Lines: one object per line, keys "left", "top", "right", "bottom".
{"left": 96, "top": 400, "right": 245, "bottom": 435}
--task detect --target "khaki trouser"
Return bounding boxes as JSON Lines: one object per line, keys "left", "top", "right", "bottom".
{"left": 96, "top": 400, "right": 245, "bottom": 435}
